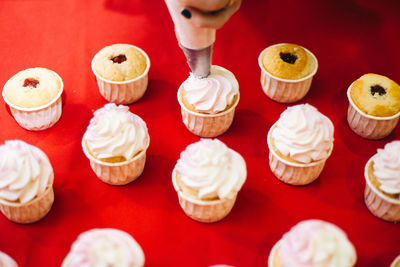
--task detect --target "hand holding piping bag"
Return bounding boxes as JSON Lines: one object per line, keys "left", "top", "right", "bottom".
{"left": 165, "top": 0, "right": 241, "bottom": 78}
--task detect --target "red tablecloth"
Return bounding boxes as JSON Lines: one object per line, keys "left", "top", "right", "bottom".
{"left": 0, "top": 0, "right": 399, "bottom": 266}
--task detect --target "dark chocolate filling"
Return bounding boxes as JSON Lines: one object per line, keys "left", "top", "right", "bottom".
{"left": 279, "top": 52, "right": 298, "bottom": 64}
{"left": 370, "top": 84, "right": 386, "bottom": 96}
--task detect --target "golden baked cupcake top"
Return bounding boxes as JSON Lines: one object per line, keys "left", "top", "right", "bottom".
{"left": 3, "top": 67, "right": 61, "bottom": 108}
{"left": 262, "top": 43, "right": 316, "bottom": 80}
{"left": 349, "top": 73, "right": 400, "bottom": 117}
{"left": 93, "top": 44, "right": 147, "bottom": 81}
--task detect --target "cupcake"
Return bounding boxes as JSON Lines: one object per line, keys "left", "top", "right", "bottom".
{"left": 0, "top": 251, "right": 18, "bottom": 267}
{"left": 267, "top": 104, "right": 334, "bottom": 185}
{"left": 82, "top": 103, "right": 150, "bottom": 185}
{"left": 391, "top": 255, "right": 400, "bottom": 267}
{"left": 177, "top": 65, "right": 240, "bottom": 137}
{"left": 172, "top": 138, "right": 247, "bottom": 223}
{"left": 0, "top": 140, "right": 54, "bottom": 223}
{"left": 268, "top": 219, "right": 357, "bottom": 267}
{"left": 347, "top": 73, "right": 400, "bottom": 139}
{"left": 91, "top": 44, "right": 150, "bottom": 104}
{"left": 62, "top": 228, "right": 145, "bottom": 267}
{"left": 2, "top": 67, "right": 63, "bottom": 130}
{"left": 364, "top": 141, "right": 400, "bottom": 222}
{"left": 258, "top": 43, "right": 318, "bottom": 103}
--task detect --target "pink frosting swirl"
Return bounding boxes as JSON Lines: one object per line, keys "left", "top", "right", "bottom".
{"left": 271, "top": 104, "right": 334, "bottom": 163}
{"left": 373, "top": 141, "right": 400, "bottom": 195}
{"left": 183, "top": 65, "right": 239, "bottom": 114}
{"left": 84, "top": 104, "right": 149, "bottom": 160}
{"left": 279, "top": 220, "right": 356, "bottom": 267}
{"left": 0, "top": 140, "right": 53, "bottom": 204}
{"left": 66, "top": 228, "right": 145, "bottom": 267}
{"left": 0, "top": 251, "right": 18, "bottom": 267}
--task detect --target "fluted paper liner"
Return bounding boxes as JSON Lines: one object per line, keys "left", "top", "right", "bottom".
{"left": 177, "top": 85, "right": 239, "bottom": 138}
{"left": 0, "top": 174, "right": 54, "bottom": 224}
{"left": 267, "top": 124, "right": 333, "bottom": 185}
{"left": 91, "top": 45, "right": 150, "bottom": 104}
{"left": 82, "top": 135, "right": 150, "bottom": 185}
{"left": 172, "top": 167, "right": 237, "bottom": 223}
{"left": 2, "top": 73, "right": 63, "bottom": 131}
{"left": 364, "top": 157, "right": 400, "bottom": 222}
{"left": 258, "top": 44, "right": 318, "bottom": 103}
{"left": 347, "top": 85, "right": 400, "bottom": 140}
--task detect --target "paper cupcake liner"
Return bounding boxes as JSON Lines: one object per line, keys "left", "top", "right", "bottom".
{"left": 364, "top": 158, "right": 400, "bottom": 222}
{"left": 3, "top": 73, "right": 63, "bottom": 131}
{"left": 172, "top": 167, "right": 237, "bottom": 223}
{"left": 267, "top": 124, "right": 332, "bottom": 185}
{"left": 177, "top": 85, "right": 239, "bottom": 138}
{"left": 258, "top": 44, "right": 318, "bottom": 103}
{"left": 0, "top": 183, "right": 54, "bottom": 224}
{"left": 391, "top": 255, "right": 400, "bottom": 267}
{"left": 347, "top": 92, "right": 400, "bottom": 139}
{"left": 267, "top": 240, "right": 281, "bottom": 267}
{"left": 0, "top": 251, "right": 18, "bottom": 267}
{"left": 82, "top": 136, "right": 149, "bottom": 185}
{"left": 91, "top": 45, "right": 150, "bottom": 105}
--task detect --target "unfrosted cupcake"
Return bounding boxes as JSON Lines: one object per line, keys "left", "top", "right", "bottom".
{"left": 177, "top": 65, "right": 240, "bottom": 137}
{"left": 0, "top": 140, "right": 54, "bottom": 223}
{"left": 82, "top": 103, "right": 149, "bottom": 185}
{"left": 91, "top": 44, "right": 150, "bottom": 104}
{"left": 268, "top": 220, "right": 357, "bottom": 267}
{"left": 267, "top": 104, "right": 334, "bottom": 185}
{"left": 364, "top": 141, "right": 400, "bottom": 222}
{"left": 172, "top": 138, "right": 247, "bottom": 223}
{"left": 347, "top": 74, "right": 400, "bottom": 139}
{"left": 0, "top": 251, "right": 18, "bottom": 267}
{"left": 62, "top": 228, "right": 145, "bottom": 267}
{"left": 2, "top": 67, "right": 63, "bottom": 130}
{"left": 258, "top": 43, "right": 318, "bottom": 103}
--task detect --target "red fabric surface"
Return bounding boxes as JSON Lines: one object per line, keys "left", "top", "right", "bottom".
{"left": 0, "top": 0, "right": 399, "bottom": 266}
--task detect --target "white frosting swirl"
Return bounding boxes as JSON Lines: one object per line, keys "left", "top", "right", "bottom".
{"left": 84, "top": 104, "right": 148, "bottom": 160}
{"left": 183, "top": 65, "right": 239, "bottom": 114}
{"left": 66, "top": 228, "right": 145, "bottom": 267}
{"left": 373, "top": 141, "right": 400, "bottom": 195}
{"left": 279, "top": 220, "right": 356, "bottom": 267}
{"left": 0, "top": 140, "right": 53, "bottom": 204}
{"left": 0, "top": 251, "right": 18, "bottom": 267}
{"left": 271, "top": 104, "right": 334, "bottom": 163}
{"left": 176, "top": 139, "right": 246, "bottom": 200}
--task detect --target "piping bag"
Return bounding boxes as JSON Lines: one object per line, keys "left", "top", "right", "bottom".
{"left": 165, "top": 0, "right": 215, "bottom": 78}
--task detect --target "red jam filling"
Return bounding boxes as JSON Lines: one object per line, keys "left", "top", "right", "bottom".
{"left": 23, "top": 78, "right": 39, "bottom": 88}
{"left": 280, "top": 52, "right": 298, "bottom": 64}
{"left": 111, "top": 54, "right": 127, "bottom": 64}
{"left": 370, "top": 85, "right": 386, "bottom": 96}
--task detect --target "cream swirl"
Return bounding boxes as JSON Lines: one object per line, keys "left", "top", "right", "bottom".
{"left": 176, "top": 139, "right": 246, "bottom": 200}
{"left": 66, "top": 228, "right": 145, "bottom": 267}
{"left": 183, "top": 65, "right": 239, "bottom": 114}
{"left": 0, "top": 251, "right": 18, "bottom": 267}
{"left": 84, "top": 104, "right": 148, "bottom": 160}
{"left": 271, "top": 104, "right": 334, "bottom": 163}
{"left": 373, "top": 141, "right": 400, "bottom": 195}
{"left": 279, "top": 220, "right": 357, "bottom": 267}
{"left": 0, "top": 140, "right": 53, "bottom": 204}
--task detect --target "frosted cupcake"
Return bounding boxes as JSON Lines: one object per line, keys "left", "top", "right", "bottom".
{"left": 2, "top": 67, "right": 63, "bottom": 130}
{"left": 0, "top": 140, "right": 54, "bottom": 223}
{"left": 347, "top": 74, "right": 400, "bottom": 139}
{"left": 91, "top": 44, "right": 150, "bottom": 104}
{"left": 177, "top": 65, "right": 240, "bottom": 137}
{"left": 82, "top": 103, "right": 149, "bottom": 185}
{"left": 172, "top": 139, "right": 247, "bottom": 223}
{"left": 0, "top": 251, "right": 18, "bottom": 267}
{"left": 267, "top": 104, "right": 334, "bottom": 185}
{"left": 62, "top": 228, "right": 145, "bottom": 267}
{"left": 364, "top": 141, "right": 400, "bottom": 222}
{"left": 268, "top": 220, "right": 357, "bottom": 267}
{"left": 258, "top": 43, "right": 318, "bottom": 103}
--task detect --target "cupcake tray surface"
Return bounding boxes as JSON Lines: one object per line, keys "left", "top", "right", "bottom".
{"left": 0, "top": 0, "right": 399, "bottom": 266}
